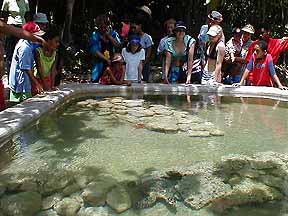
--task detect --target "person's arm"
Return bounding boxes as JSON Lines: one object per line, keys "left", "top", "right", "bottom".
{"left": 34, "top": 49, "right": 49, "bottom": 90}
{"left": 0, "top": 20, "right": 44, "bottom": 44}
{"left": 214, "top": 44, "right": 225, "bottom": 83}
{"left": 138, "top": 60, "right": 144, "bottom": 83}
{"left": 95, "top": 51, "right": 111, "bottom": 65}
{"left": 26, "top": 69, "right": 43, "bottom": 94}
{"left": 144, "top": 46, "right": 152, "bottom": 64}
{"left": 106, "top": 32, "right": 121, "bottom": 48}
{"left": 186, "top": 43, "right": 195, "bottom": 84}
{"left": 108, "top": 67, "right": 131, "bottom": 85}
{"left": 233, "top": 56, "right": 254, "bottom": 87}
{"left": 267, "top": 58, "right": 288, "bottom": 90}
{"left": 164, "top": 51, "right": 171, "bottom": 84}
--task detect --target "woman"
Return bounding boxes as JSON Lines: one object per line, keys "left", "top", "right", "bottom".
{"left": 202, "top": 25, "right": 225, "bottom": 85}
{"left": 100, "top": 53, "right": 131, "bottom": 86}
{"left": 164, "top": 21, "right": 195, "bottom": 84}
{"left": 89, "top": 14, "right": 121, "bottom": 83}
{"left": 233, "top": 40, "right": 287, "bottom": 89}
{"left": 34, "top": 28, "right": 60, "bottom": 93}
{"left": 122, "top": 35, "right": 145, "bottom": 83}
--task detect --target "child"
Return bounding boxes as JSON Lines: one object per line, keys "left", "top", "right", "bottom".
{"left": 129, "top": 18, "right": 153, "bottom": 82}
{"left": 99, "top": 53, "right": 131, "bottom": 85}
{"left": 34, "top": 28, "right": 60, "bottom": 93}
{"left": 121, "top": 35, "right": 145, "bottom": 83}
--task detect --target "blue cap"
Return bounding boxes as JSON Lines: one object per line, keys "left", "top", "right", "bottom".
{"left": 129, "top": 35, "right": 141, "bottom": 45}
{"left": 175, "top": 21, "right": 187, "bottom": 31}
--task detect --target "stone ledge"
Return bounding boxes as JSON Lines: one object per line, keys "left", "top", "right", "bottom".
{"left": 0, "top": 83, "right": 288, "bottom": 146}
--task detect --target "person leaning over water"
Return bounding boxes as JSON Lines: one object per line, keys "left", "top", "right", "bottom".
{"left": 233, "top": 40, "right": 288, "bottom": 90}
{"left": 163, "top": 21, "right": 196, "bottom": 84}
{"left": 33, "top": 28, "right": 60, "bottom": 94}
{"left": 157, "top": 18, "right": 176, "bottom": 80}
{"left": 99, "top": 53, "right": 131, "bottom": 86}
{"left": 202, "top": 25, "right": 225, "bottom": 85}
{"left": 89, "top": 14, "right": 121, "bottom": 83}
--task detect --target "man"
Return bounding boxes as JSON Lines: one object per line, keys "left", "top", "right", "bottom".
{"left": 9, "top": 22, "right": 45, "bottom": 103}
{"left": 2, "top": 0, "right": 30, "bottom": 74}
{"left": 33, "top": 12, "right": 49, "bottom": 32}
{"left": 245, "top": 25, "right": 288, "bottom": 64}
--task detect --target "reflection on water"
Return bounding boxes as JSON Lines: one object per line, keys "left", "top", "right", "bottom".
{"left": 1, "top": 94, "right": 288, "bottom": 215}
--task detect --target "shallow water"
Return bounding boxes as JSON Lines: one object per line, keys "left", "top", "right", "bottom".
{"left": 1, "top": 94, "right": 288, "bottom": 215}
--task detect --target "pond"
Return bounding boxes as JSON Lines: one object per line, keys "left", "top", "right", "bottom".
{"left": 0, "top": 94, "right": 288, "bottom": 215}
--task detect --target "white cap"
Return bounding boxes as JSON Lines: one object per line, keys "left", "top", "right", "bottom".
{"left": 207, "top": 25, "right": 222, "bottom": 37}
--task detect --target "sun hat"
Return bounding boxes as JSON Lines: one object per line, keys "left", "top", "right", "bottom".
{"left": 129, "top": 35, "right": 141, "bottom": 45}
{"left": 242, "top": 24, "right": 255, "bottom": 34}
{"left": 208, "top": 11, "right": 223, "bottom": 22}
{"left": 33, "top": 13, "right": 49, "bottom": 24}
{"left": 137, "top": 5, "right": 152, "bottom": 18}
{"left": 174, "top": 21, "right": 187, "bottom": 31}
{"left": 22, "top": 22, "right": 45, "bottom": 36}
{"left": 111, "top": 53, "right": 124, "bottom": 63}
{"left": 207, "top": 25, "right": 222, "bottom": 37}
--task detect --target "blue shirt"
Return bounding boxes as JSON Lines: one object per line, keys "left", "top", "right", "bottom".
{"left": 9, "top": 39, "right": 34, "bottom": 93}
{"left": 140, "top": 33, "right": 153, "bottom": 51}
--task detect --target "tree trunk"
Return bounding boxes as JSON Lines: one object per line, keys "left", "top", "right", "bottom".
{"left": 62, "top": 0, "right": 75, "bottom": 46}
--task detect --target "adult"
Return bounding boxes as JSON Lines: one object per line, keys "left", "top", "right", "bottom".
{"left": 164, "top": 21, "right": 196, "bottom": 84}
{"left": 33, "top": 12, "right": 49, "bottom": 32}
{"left": 9, "top": 22, "right": 45, "bottom": 102}
{"left": 234, "top": 40, "right": 287, "bottom": 89}
{"left": 202, "top": 25, "right": 225, "bottom": 85}
{"left": 198, "top": 11, "right": 224, "bottom": 65}
{"left": 1, "top": 0, "right": 30, "bottom": 74}
{"left": 222, "top": 27, "right": 243, "bottom": 83}
{"left": 129, "top": 18, "right": 153, "bottom": 82}
{"left": 157, "top": 18, "right": 176, "bottom": 80}
{"left": 246, "top": 25, "right": 288, "bottom": 65}
{"left": 89, "top": 14, "right": 121, "bottom": 83}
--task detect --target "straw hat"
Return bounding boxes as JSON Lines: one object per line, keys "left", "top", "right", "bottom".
{"left": 242, "top": 24, "right": 255, "bottom": 34}
{"left": 137, "top": 5, "right": 152, "bottom": 18}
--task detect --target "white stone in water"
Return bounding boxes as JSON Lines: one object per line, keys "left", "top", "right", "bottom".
{"left": 76, "top": 101, "right": 91, "bottom": 107}
{"left": 188, "top": 131, "right": 211, "bottom": 137}
{"left": 123, "top": 99, "right": 144, "bottom": 107}
{"left": 145, "top": 117, "right": 179, "bottom": 133}
{"left": 96, "top": 101, "right": 113, "bottom": 109}
{"left": 42, "top": 194, "right": 63, "bottom": 210}
{"left": 54, "top": 197, "right": 81, "bottom": 216}
{"left": 106, "top": 185, "right": 132, "bottom": 213}
{"left": 177, "top": 124, "right": 191, "bottom": 132}
{"left": 209, "top": 129, "right": 225, "bottom": 136}
{"left": 109, "top": 97, "right": 124, "bottom": 104}
{"left": 77, "top": 207, "right": 109, "bottom": 216}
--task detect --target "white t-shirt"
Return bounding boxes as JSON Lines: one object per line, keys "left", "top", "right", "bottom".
{"left": 122, "top": 48, "right": 145, "bottom": 82}
{"left": 2, "top": 0, "right": 29, "bottom": 25}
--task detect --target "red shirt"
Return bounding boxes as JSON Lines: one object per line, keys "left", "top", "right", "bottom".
{"left": 246, "top": 38, "right": 288, "bottom": 64}
{"left": 248, "top": 53, "right": 274, "bottom": 87}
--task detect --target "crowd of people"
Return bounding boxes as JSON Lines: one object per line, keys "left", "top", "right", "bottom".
{"left": 0, "top": 3, "right": 288, "bottom": 112}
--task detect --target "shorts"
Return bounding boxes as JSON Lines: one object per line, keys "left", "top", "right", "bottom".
{"left": 201, "top": 70, "right": 217, "bottom": 85}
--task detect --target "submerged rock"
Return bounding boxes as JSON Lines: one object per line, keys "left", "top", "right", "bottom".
{"left": 77, "top": 207, "right": 109, "bottom": 216}
{"left": 42, "top": 194, "right": 63, "bottom": 210}
{"left": 0, "top": 191, "right": 42, "bottom": 216}
{"left": 54, "top": 197, "right": 81, "bottom": 216}
{"left": 106, "top": 185, "right": 132, "bottom": 213}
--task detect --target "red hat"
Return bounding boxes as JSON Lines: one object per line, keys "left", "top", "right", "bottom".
{"left": 22, "top": 22, "right": 45, "bottom": 36}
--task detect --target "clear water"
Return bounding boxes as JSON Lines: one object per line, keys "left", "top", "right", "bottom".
{"left": 1, "top": 94, "right": 288, "bottom": 215}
